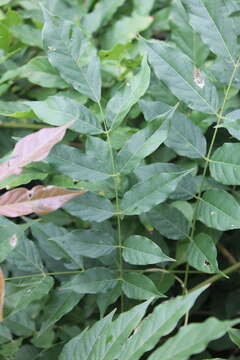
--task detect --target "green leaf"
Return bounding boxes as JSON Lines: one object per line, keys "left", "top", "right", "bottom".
{"left": 63, "top": 192, "right": 115, "bottom": 222}
{"left": 183, "top": 0, "right": 239, "bottom": 64}
{"left": 42, "top": 7, "right": 101, "bottom": 102}
{"left": 0, "top": 167, "right": 47, "bottom": 190}
{"left": 147, "top": 204, "right": 189, "bottom": 240}
{"left": 123, "top": 235, "right": 174, "bottom": 265}
{"left": 39, "top": 289, "right": 81, "bottom": 334}
{"left": 47, "top": 144, "right": 111, "bottom": 181}
{"left": 220, "top": 109, "right": 240, "bottom": 140}
{"left": 119, "top": 287, "right": 206, "bottom": 360}
{"left": 0, "top": 101, "right": 32, "bottom": 118}
{"left": 197, "top": 190, "right": 240, "bottom": 231}
{"left": 210, "top": 143, "right": 240, "bottom": 185}
{"left": 165, "top": 112, "right": 207, "bottom": 158}
{"left": 28, "top": 96, "right": 103, "bottom": 135}
{"left": 148, "top": 318, "right": 237, "bottom": 360}
{"left": 121, "top": 170, "right": 189, "bottom": 215}
{"left": 90, "top": 300, "right": 152, "bottom": 360}
{"left": 61, "top": 267, "right": 117, "bottom": 294}
{"left": 0, "top": 219, "right": 31, "bottom": 263}
{"left": 6, "top": 235, "right": 44, "bottom": 273}
{"left": 83, "top": 0, "right": 126, "bottom": 35}
{"left": 187, "top": 233, "right": 220, "bottom": 274}
{"left": 6, "top": 277, "right": 54, "bottom": 316}
{"left": 102, "top": 15, "right": 153, "bottom": 50}
{"left": 22, "top": 57, "right": 68, "bottom": 88}
{"left": 0, "top": 324, "right": 12, "bottom": 345}
{"left": 143, "top": 39, "right": 219, "bottom": 114}
{"left": 50, "top": 229, "right": 115, "bottom": 259}
{"left": 122, "top": 272, "right": 164, "bottom": 300}
{"left": 59, "top": 311, "right": 114, "bottom": 360}
{"left": 171, "top": 0, "right": 209, "bottom": 66}
{"left": 116, "top": 106, "right": 177, "bottom": 175}
{"left": 10, "top": 24, "right": 42, "bottom": 48}
{"left": 228, "top": 328, "right": 240, "bottom": 348}
{"left": 106, "top": 56, "right": 150, "bottom": 128}
{"left": 139, "top": 99, "right": 172, "bottom": 122}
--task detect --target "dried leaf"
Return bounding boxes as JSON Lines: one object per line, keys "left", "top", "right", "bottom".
{"left": 0, "top": 185, "right": 84, "bottom": 217}
{"left": 0, "top": 268, "right": 4, "bottom": 322}
{"left": 0, "top": 121, "right": 73, "bottom": 183}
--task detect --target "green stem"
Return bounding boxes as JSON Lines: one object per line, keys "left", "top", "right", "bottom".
{"left": 190, "top": 262, "right": 240, "bottom": 292}
{"left": 97, "top": 101, "right": 124, "bottom": 311}
{"left": 183, "top": 56, "right": 240, "bottom": 324}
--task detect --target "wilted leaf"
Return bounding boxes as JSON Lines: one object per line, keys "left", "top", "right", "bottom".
{"left": 0, "top": 122, "right": 72, "bottom": 183}
{"left": 0, "top": 185, "right": 84, "bottom": 217}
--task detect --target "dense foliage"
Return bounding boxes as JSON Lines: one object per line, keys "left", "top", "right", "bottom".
{"left": 0, "top": 0, "right": 240, "bottom": 359}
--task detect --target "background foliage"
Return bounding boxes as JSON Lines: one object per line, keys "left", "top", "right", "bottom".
{"left": 0, "top": 0, "right": 240, "bottom": 359}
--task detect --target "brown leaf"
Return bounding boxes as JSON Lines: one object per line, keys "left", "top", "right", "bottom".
{"left": 0, "top": 267, "right": 4, "bottom": 322}
{"left": 0, "top": 185, "right": 84, "bottom": 217}
{"left": 0, "top": 121, "right": 73, "bottom": 183}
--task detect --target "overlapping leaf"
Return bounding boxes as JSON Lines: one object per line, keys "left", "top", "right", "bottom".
{"left": 0, "top": 185, "right": 84, "bottom": 217}
{"left": 0, "top": 122, "right": 71, "bottom": 183}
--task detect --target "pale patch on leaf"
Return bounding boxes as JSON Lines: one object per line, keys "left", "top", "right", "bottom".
{"left": 193, "top": 67, "right": 205, "bottom": 89}
{"left": 0, "top": 121, "right": 73, "bottom": 183}
{"left": 0, "top": 185, "right": 84, "bottom": 217}
{"left": 9, "top": 234, "right": 18, "bottom": 248}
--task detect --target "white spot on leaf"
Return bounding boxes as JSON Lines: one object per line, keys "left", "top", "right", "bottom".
{"left": 9, "top": 234, "right": 17, "bottom": 248}
{"left": 48, "top": 46, "right": 56, "bottom": 51}
{"left": 193, "top": 67, "right": 205, "bottom": 89}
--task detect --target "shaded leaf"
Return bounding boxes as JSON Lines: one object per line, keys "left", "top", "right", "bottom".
{"left": 6, "top": 277, "right": 54, "bottom": 316}
{"left": 39, "top": 289, "right": 81, "bottom": 335}
{"left": 123, "top": 235, "right": 174, "bottom": 265}
{"left": 49, "top": 229, "right": 115, "bottom": 260}
{"left": 61, "top": 268, "right": 117, "bottom": 294}
{"left": 187, "top": 233, "right": 219, "bottom": 274}
{"left": 63, "top": 192, "right": 114, "bottom": 222}
{"left": 228, "top": 328, "right": 240, "bottom": 348}
{"left": 59, "top": 311, "right": 114, "bottom": 360}
{"left": 122, "top": 272, "right": 163, "bottom": 300}
{"left": 0, "top": 101, "right": 32, "bottom": 118}
{"left": 0, "top": 185, "right": 84, "bottom": 217}
{"left": 147, "top": 204, "right": 189, "bottom": 240}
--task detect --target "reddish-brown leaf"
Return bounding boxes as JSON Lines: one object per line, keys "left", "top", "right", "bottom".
{"left": 0, "top": 121, "right": 73, "bottom": 182}
{"left": 0, "top": 185, "right": 84, "bottom": 217}
{"left": 0, "top": 267, "right": 4, "bottom": 322}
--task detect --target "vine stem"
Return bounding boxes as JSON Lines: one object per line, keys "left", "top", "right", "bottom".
{"left": 97, "top": 101, "right": 124, "bottom": 311}
{"left": 183, "top": 56, "right": 240, "bottom": 325}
